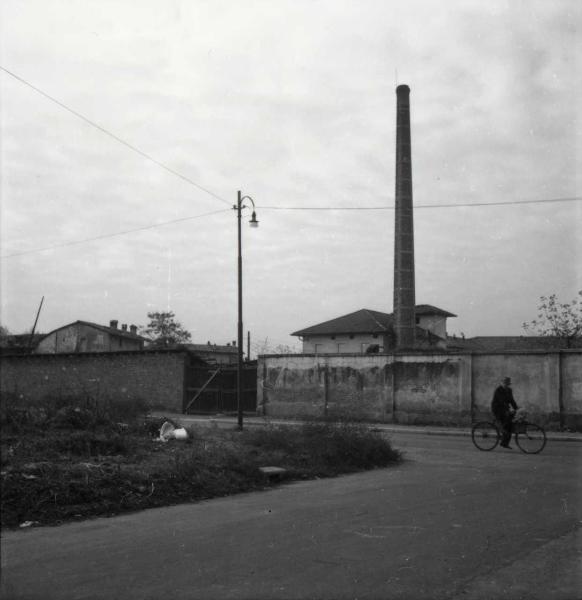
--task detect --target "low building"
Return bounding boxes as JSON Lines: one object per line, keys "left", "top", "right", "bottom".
{"left": 291, "top": 305, "right": 456, "bottom": 353}
{"left": 35, "top": 320, "right": 146, "bottom": 354}
{"left": 0, "top": 334, "right": 45, "bottom": 356}
{"left": 446, "top": 335, "right": 582, "bottom": 351}
{"left": 184, "top": 343, "right": 239, "bottom": 365}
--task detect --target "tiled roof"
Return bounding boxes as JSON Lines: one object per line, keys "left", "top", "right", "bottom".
{"left": 415, "top": 304, "right": 457, "bottom": 317}
{"left": 446, "top": 336, "right": 582, "bottom": 351}
{"left": 292, "top": 305, "right": 455, "bottom": 337}
{"left": 292, "top": 309, "right": 393, "bottom": 337}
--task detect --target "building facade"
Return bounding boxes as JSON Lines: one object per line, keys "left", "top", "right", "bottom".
{"left": 35, "top": 320, "right": 145, "bottom": 354}
{"left": 292, "top": 305, "right": 456, "bottom": 354}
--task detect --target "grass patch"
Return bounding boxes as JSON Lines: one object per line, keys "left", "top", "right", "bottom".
{"left": 1, "top": 399, "right": 401, "bottom": 529}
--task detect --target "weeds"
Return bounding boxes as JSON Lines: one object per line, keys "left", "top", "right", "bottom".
{"left": 1, "top": 396, "right": 401, "bottom": 529}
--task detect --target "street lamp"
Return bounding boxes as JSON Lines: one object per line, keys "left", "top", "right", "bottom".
{"left": 235, "top": 190, "right": 259, "bottom": 430}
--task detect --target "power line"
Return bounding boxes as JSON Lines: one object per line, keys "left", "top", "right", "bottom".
{"left": 259, "top": 197, "right": 582, "bottom": 210}
{"left": 0, "top": 65, "right": 231, "bottom": 207}
{"left": 0, "top": 208, "right": 231, "bottom": 259}
{"left": 3, "top": 195, "right": 579, "bottom": 259}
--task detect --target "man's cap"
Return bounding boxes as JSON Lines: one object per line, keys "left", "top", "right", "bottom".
{"left": 502, "top": 377, "right": 511, "bottom": 384}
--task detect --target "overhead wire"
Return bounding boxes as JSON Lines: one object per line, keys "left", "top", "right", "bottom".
{"left": 258, "top": 197, "right": 581, "bottom": 210}
{"left": 2, "top": 195, "right": 578, "bottom": 260}
{"left": 0, "top": 66, "right": 231, "bottom": 207}
{"left": 0, "top": 209, "right": 231, "bottom": 259}
{"left": 1, "top": 67, "right": 580, "bottom": 259}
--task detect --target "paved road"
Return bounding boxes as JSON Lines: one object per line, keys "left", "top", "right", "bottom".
{"left": 1, "top": 433, "right": 580, "bottom": 600}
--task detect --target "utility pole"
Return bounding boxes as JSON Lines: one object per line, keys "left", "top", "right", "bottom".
{"left": 28, "top": 296, "right": 44, "bottom": 352}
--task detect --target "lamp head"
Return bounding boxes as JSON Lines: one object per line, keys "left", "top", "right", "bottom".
{"left": 249, "top": 211, "right": 259, "bottom": 228}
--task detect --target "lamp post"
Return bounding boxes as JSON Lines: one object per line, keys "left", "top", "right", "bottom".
{"left": 235, "top": 190, "right": 259, "bottom": 430}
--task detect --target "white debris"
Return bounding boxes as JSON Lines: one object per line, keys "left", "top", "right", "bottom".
{"left": 156, "top": 421, "right": 189, "bottom": 442}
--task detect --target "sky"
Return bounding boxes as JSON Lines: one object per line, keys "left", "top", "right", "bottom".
{"left": 1, "top": 0, "right": 580, "bottom": 355}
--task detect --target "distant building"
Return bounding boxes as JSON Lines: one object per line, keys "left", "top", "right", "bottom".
{"left": 291, "top": 305, "right": 456, "bottom": 354}
{"left": 446, "top": 335, "right": 582, "bottom": 352}
{"left": 0, "top": 333, "right": 45, "bottom": 356}
{"left": 35, "top": 320, "right": 146, "bottom": 354}
{"left": 183, "top": 343, "right": 239, "bottom": 365}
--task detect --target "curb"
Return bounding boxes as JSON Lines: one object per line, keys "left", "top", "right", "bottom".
{"left": 151, "top": 413, "right": 582, "bottom": 443}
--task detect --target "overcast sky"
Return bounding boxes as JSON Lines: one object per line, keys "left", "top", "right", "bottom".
{"left": 1, "top": 0, "right": 580, "bottom": 354}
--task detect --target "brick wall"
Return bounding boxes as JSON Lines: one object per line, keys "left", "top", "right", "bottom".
{"left": 0, "top": 351, "right": 189, "bottom": 412}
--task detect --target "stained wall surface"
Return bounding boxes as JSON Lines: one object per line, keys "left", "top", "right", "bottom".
{"left": 259, "top": 351, "right": 582, "bottom": 429}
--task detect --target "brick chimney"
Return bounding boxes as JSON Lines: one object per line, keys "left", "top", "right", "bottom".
{"left": 109, "top": 320, "right": 118, "bottom": 329}
{"left": 130, "top": 325, "right": 138, "bottom": 335}
{"left": 121, "top": 324, "right": 128, "bottom": 332}
{"left": 393, "top": 84, "right": 416, "bottom": 349}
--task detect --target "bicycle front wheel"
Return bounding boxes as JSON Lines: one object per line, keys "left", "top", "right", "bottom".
{"left": 471, "top": 422, "right": 500, "bottom": 451}
{"left": 516, "top": 423, "right": 547, "bottom": 454}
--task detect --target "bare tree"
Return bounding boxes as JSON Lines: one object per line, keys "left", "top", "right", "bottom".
{"left": 522, "top": 291, "right": 582, "bottom": 348}
{"left": 252, "top": 337, "right": 299, "bottom": 356}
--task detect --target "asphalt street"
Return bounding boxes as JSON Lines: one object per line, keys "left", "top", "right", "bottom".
{"left": 1, "top": 432, "right": 580, "bottom": 600}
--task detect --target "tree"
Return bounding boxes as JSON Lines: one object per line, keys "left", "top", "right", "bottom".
{"left": 141, "top": 311, "right": 192, "bottom": 348}
{"left": 522, "top": 291, "right": 582, "bottom": 348}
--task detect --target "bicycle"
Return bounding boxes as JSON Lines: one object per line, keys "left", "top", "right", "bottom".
{"left": 471, "top": 411, "right": 547, "bottom": 454}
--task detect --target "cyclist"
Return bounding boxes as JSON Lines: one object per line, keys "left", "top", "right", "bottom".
{"left": 491, "top": 376, "right": 518, "bottom": 449}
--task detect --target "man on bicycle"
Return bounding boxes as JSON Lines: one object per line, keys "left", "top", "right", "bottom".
{"left": 491, "top": 377, "right": 518, "bottom": 448}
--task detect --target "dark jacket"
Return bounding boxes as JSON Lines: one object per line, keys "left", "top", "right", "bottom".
{"left": 491, "top": 385, "right": 517, "bottom": 419}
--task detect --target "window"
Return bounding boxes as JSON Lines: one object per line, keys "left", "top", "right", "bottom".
{"left": 337, "top": 343, "right": 346, "bottom": 353}
{"left": 314, "top": 344, "right": 323, "bottom": 354}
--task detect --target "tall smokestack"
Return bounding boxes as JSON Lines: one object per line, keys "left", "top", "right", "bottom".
{"left": 393, "top": 84, "right": 416, "bottom": 349}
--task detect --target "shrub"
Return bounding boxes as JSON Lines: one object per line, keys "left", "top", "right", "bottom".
{"left": 241, "top": 421, "right": 401, "bottom": 476}
{"left": 0, "top": 393, "right": 149, "bottom": 433}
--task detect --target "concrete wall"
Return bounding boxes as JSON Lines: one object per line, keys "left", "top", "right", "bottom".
{"left": 472, "top": 353, "right": 561, "bottom": 427}
{"left": 0, "top": 351, "right": 188, "bottom": 412}
{"left": 560, "top": 352, "right": 582, "bottom": 429}
{"left": 258, "top": 350, "right": 582, "bottom": 429}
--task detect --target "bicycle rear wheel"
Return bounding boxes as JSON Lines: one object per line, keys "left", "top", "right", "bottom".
{"left": 516, "top": 423, "right": 547, "bottom": 454}
{"left": 471, "top": 422, "right": 500, "bottom": 451}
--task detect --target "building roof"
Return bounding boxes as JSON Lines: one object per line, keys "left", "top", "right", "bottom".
{"left": 292, "top": 305, "right": 455, "bottom": 337}
{"left": 447, "top": 335, "right": 582, "bottom": 351}
{"left": 185, "top": 344, "right": 238, "bottom": 354}
{"left": 39, "top": 320, "right": 147, "bottom": 342}
{"left": 292, "top": 309, "right": 392, "bottom": 337}
{"left": 415, "top": 304, "right": 457, "bottom": 318}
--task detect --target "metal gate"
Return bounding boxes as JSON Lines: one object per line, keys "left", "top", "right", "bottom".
{"left": 184, "top": 365, "right": 257, "bottom": 414}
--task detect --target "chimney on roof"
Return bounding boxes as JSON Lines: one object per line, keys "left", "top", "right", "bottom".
{"left": 130, "top": 325, "right": 137, "bottom": 335}
{"left": 393, "top": 84, "right": 416, "bottom": 350}
{"left": 232, "top": 340, "right": 236, "bottom": 347}
{"left": 121, "top": 324, "right": 128, "bottom": 332}
{"left": 110, "top": 320, "right": 118, "bottom": 329}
